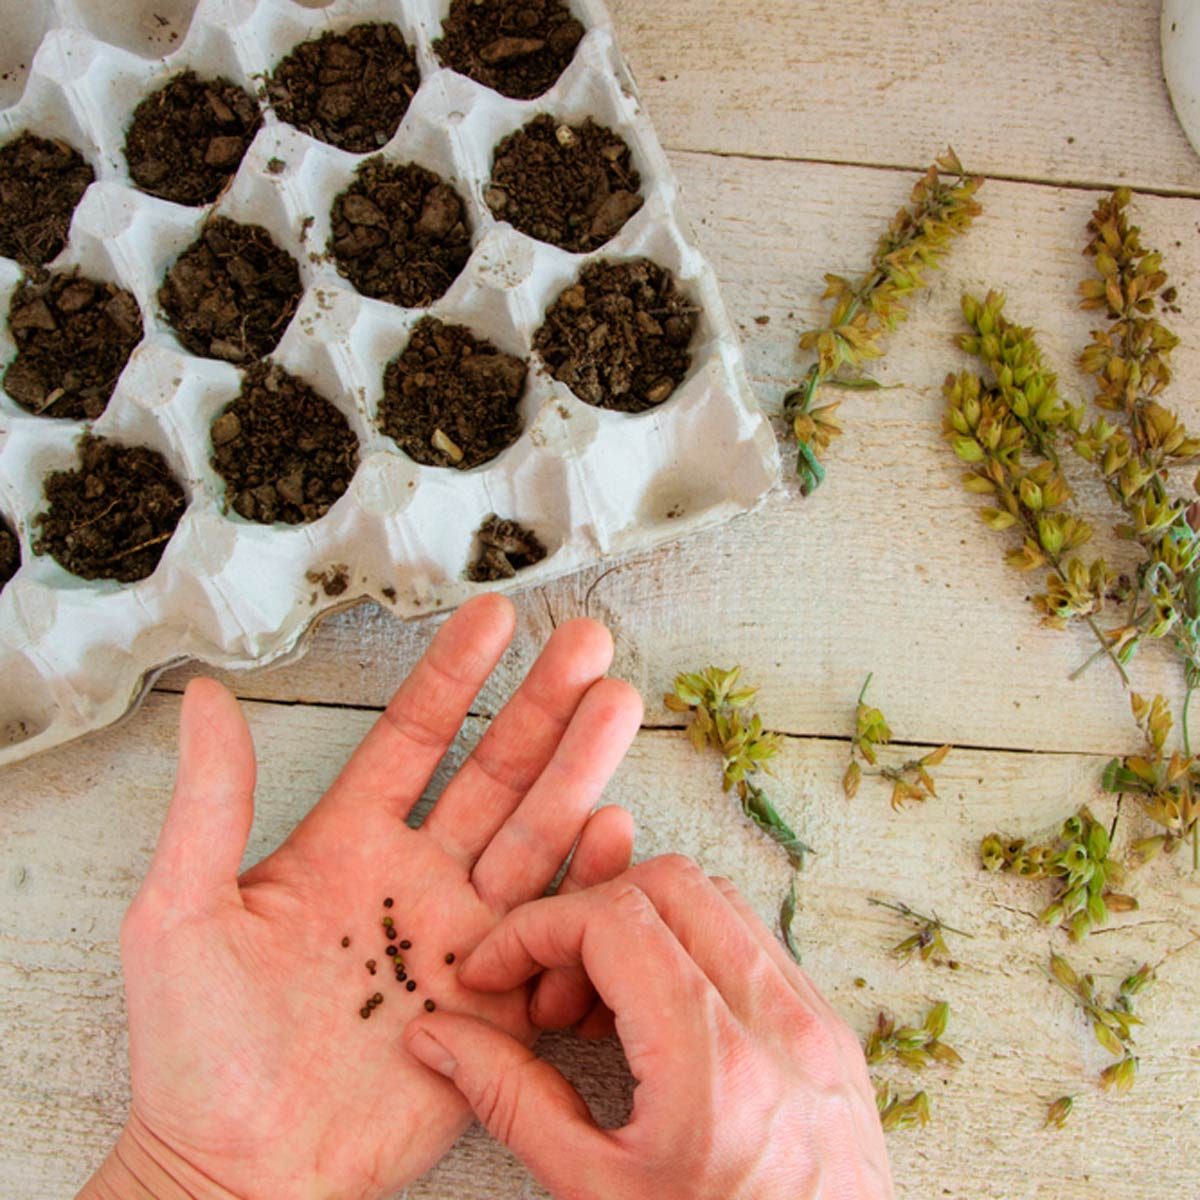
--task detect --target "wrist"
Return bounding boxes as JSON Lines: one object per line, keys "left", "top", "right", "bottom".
{"left": 78, "top": 1114, "right": 241, "bottom": 1200}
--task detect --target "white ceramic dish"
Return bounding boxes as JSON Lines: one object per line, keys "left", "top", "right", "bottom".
{"left": 1163, "top": 0, "right": 1200, "bottom": 161}
{"left": 0, "top": 0, "right": 779, "bottom": 766}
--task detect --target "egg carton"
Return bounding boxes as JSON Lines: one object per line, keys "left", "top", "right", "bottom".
{"left": 0, "top": 0, "right": 779, "bottom": 767}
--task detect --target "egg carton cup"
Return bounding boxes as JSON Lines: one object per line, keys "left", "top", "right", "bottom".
{"left": 0, "top": 0, "right": 779, "bottom": 766}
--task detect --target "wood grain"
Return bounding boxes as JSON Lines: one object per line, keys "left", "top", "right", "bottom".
{"left": 160, "top": 164, "right": 1200, "bottom": 757}
{"left": 2, "top": 692, "right": 1197, "bottom": 1198}
{"left": 608, "top": 0, "right": 1200, "bottom": 197}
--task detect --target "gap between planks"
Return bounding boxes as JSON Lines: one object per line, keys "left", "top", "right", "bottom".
{"left": 148, "top": 681, "right": 1124, "bottom": 762}
{"left": 674, "top": 145, "right": 1200, "bottom": 202}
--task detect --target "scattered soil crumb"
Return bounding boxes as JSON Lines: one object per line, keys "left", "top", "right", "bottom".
{"left": 534, "top": 257, "right": 698, "bottom": 412}
{"left": 329, "top": 157, "right": 471, "bottom": 307}
{"left": 34, "top": 436, "right": 186, "bottom": 582}
{"left": 211, "top": 360, "right": 360, "bottom": 525}
{"left": 306, "top": 563, "right": 350, "bottom": 597}
{"left": 379, "top": 317, "right": 526, "bottom": 469}
{"left": 300, "top": 214, "right": 315, "bottom": 244}
{"left": 0, "top": 133, "right": 94, "bottom": 266}
{"left": 4, "top": 270, "right": 143, "bottom": 420}
{"left": 0, "top": 515, "right": 19, "bottom": 591}
{"left": 754, "top": 315, "right": 770, "bottom": 325}
{"left": 435, "top": 0, "right": 585, "bottom": 100}
{"left": 381, "top": 585, "right": 397, "bottom": 601}
{"left": 267, "top": 23, "right": 420, "bottom": 154}
{"left": 266, "top": 156, "right": 286, "bottom": 175}
{"left": 1, "top": 719, "right": 34, "bottom": 747}
{"left": 160, "top": 216, "right": 302, "bottom": 363}
{"left": 486, "top": 114, "right": 642, "bottom": 252}
{"left": 124, "top": 71, "right": 262, "bottom": 206}
{"left": 467, "top": 514, "right": 546, "bottom": 581}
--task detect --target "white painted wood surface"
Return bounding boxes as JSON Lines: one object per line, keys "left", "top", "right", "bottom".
{"left": 5, "top": 2, "right": 1200, "bottom": 1197}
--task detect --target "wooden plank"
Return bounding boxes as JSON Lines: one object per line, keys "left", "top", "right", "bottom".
{"left": 1, "top": 692, "right": 1197, "bottom": 1198}
{"left": 609, "top": 0, "right": 1200, "bottom": 196}
{"left": 159, "top": 162, "right": 1200, "bottom": 757}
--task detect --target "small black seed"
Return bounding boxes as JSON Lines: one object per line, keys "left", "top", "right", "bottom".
{"left": 386, "top": 928, "right": 397, "bottom": 941}
{"left": 386, "top": 945, "right": 398, "bottom": 956}
{"left": 373, "top": 992, "right": 383, "bottom": 1004}
{"left": 424, "top": 999, "right": 436, "bottom": 1012}
{"left": 359, "top": 1008, "right": 370, "bottom": 1018}
{"left": 406, "top": 979, "right": 416, "bottom": 992}
{"left": 341, "top": 936, "right": 350, "bottom": 948}
{"left": 383, "top": 897, "right": 394, "bottom": 908}
{"left": 444, "top": 952, "right": 455, "bottom": 964}
{"left": 397, "top": 970, "right": 408, "bottom": 982}
{"left": 400, "top": 939, "right": 411, "bottom": 949}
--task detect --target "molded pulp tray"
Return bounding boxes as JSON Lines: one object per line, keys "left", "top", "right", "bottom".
{"left": 0, "top": 0, "right": 779, "bottom": 766}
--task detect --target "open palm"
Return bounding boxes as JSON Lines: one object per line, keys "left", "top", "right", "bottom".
{"left": 113, "top": 595, "right": 643, "bottom": 1200}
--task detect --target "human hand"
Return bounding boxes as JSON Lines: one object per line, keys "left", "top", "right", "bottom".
{"left": 403, "top": 856, "right": 895, "bottom": 1200}
{"left": 80, "top": 595, "right": 643, "bottom": 1200}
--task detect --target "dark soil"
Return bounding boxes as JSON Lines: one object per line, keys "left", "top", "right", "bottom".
{"left": 0, "top": 133, "right": 94, "bottom": 266}
{"left": 0, "top": 516, "right": 19, "bottom": 591}
{"left": 306, "top": 563, "right": 350, "bottom": 597}
{"left": 378, "top": 317, "right": 526, "bottom": 469}
{"left": 4, "top": 271, "right": 143, "bottom": 420}
{"left": 467, "top": 514, "right": 546, "bottom": 581}
{"left": 34, "top": 436, "right": 187, "bottom": 583}
{"left": 486, "top": 115, "right": 642, "bottom": 252}
{"left": 267, "top": 23, "right": 421, "bottom": 154}
{"left": 534, "top": 258, "right": 698, "bottom": 412}
{"left": 210, "top": 360, "right": 359, "bottom": 525}
{"left": 124, "top": 71, "right": 262, "bottom": 206}
{"left": 434, "top": 0, "right": 585, "bottom": 101}
{"left": 329, "top": 158, "right": 471, "bottom": 308}
{"left": 159, "top": 217, "right": 302, "bottom": 363}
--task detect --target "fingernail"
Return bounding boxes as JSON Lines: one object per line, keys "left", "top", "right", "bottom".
{"left": 408, "top": 1028, "right": 458, "bottom": 1076}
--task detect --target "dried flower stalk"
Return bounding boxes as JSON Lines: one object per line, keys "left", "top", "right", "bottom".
{"left": 945, "top": 190, "right": 1200, "bottom": 702}
{"left": 1047, "top": 952, "right": 1152, "bottom": 1093}
{"left": 786, "top": 148, "right": 982, "bottom": 494}
{"left": 875, "top": 1081, "right": 931, "bottom": 1132}
{"left": 980, "top": 806, "right": 1135, "bottom": 941}
{"left": 1101, "top": 691, "right": 1200, "bottom": 868}
{"left": 864, "top": 1000, "right": 962, "bottom": 1070}
{"left": 868, "top": 897, "right": 972, "bottom": 966}
{"left": 666, "top": 666, "right": 811, "bottom": 870}
{"left": 844, "top": 675, "right": 951, "bottom": 809}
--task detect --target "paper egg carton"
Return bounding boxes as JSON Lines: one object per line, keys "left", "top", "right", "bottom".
{"left": 0, "top": 0, "right": 779, "bottom": 766}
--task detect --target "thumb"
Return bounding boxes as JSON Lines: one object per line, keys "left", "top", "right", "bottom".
{"left": 404, "top": 1013, "right": 613, "bottom": 1192}
{"left": 143, "top": 677, "right": 256, "bottom": 915}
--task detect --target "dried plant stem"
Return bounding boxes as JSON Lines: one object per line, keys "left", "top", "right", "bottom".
{"left": 868, "top": 898, "right": 974, "bottom": 940}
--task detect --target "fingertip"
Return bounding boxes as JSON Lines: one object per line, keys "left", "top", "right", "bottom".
{"left": 553, "top": 616, "right": 614, "bottom": 669}
{"left": 178, "top": 677, "right": 253, "bottom": 783}
{"left": 592, "top": 803, "right": 635, "bottom": 850}
{"left": 582, "top": 676, "right": 645, "bottom": 734}
{"left": 454, "top": 592, "right": 517, "bottom": 641}
{"left": 402, "top": 1018, "right": 459, "bottom": 1077}
{"left": 566, "top": 805, "right": 635, "bottom": 891}
{"left": 181, "top": 675, "right": 236, "bottom": 723}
